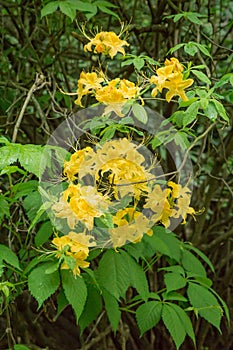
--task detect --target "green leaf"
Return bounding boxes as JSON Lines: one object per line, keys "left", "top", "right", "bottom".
{"left": 187, "top": 282, "right": 223, "bottom": 331}
{"left": 99, "top": 125, "right": 116, "bottom": 143}
{"left": 185, "top": 12, "right": 202, "bottom": 25}
{"left": 173, "top": 14, "right": 183, "bottom": 22}
{"left": 79, "top": 283, "right": 102, "bottom": 333}
{"left": 102, "top": 288, "right": 121, "bottom": 332}
{"left": 162, "top": 291, "right": 188, "bottom": 302}
{"left": 168, "top": 303, "right": 196, "bottom": 347}
{"left": 61, "top": 270, "right": 87, "bottom": 322}
{"left": 184, "top": 244, "right": 215, "bottom": 273}
{"left": 132, "top": 103, "right": 148, "bottom": 124}
{"left": 162, "top": 303, "right": 186, "bottom": 349}
{"left": 28, "top": 262, "right": 60, "bottom": 308}
{"left": 133, "top": 57, "right": 145, "bottom": 70}
{"left": 97, "top": 4, "right": 119, "bottom": 18}
{"left": 95, "top": 249, "right": 131, "bottom": 299}
{"left": 184, "top": 42, "right": 198, "bottom": 56}
{"left": 59, "top": 2, "right": 76, "bottom": 20}
{"left": 167, "top": 43, "right": 185, "bottom": 55}
{"left": 209, "top": 287, "right": 230, "bottom": 325}
{"left": 13, "top": 180, "right": 39, "bottom": 199}
{"left": 181, "top": 249, "right": 206, "bottom": 277}
{"left": 192, "top": 70, "right": 211, "bottom": 84}
{"left": 182, "top": 101, "right": 200, "bottom": 126}
{"left": 164, "top": 272, "right": 187, "bottom": 293}
{"left": 214, "top": 73, "right": 233, "bottom": 88}
{"left": 120, "top": 250, "right": 149, "bottom": 299}
{"left": 0, "top": 165, "right": 26, "bottom": 176}
{"left": 0, "top": 244, "right": 20, "bottom": 270}
{"left": 0, "top": 144, "right": 20, "bottom": 169}
{"left": 18, "top": 144, "right": 44, "bottom": 178}
{"left": 136, "top": 301, "right": 162, "bottom": 335}
{"left": 212, "top": 99, "right": 229, "bottom": 123}
{"left": 41, "top": 1, "right": 59, "bottom": 18}
{"left": 159, "top": 265, "right": 185, "bottom": 275}
{"left": 45, "top": 261, "right": 60, "bottom": 274}
{"left": 145, "top": 227, "right": 181, "bottom": 262}
{"left": 13, "top": 345, "right": 31, "bottom": 350}
{"left": 195, "top": 43, "right": 212, "bottom": 58}
{"left": 35, "top": 220, "right": 54, "bottom": 246}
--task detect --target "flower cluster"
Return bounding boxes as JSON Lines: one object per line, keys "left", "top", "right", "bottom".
{"left": 69, "top": 30, "right": 195, "bottom": 117}
{"left": 52, "top": 232, "right": 96, "bottom": 276}
{"left": 52, "top": 138, "right": 196, "bottom": 250}
{"left": 51, "top": 30, "right": 197, "bottom": 273}
{"left": 150, "top": 57, "right": 194, "bottom": 102}
{"left": 84, "top": 31, "right": 129, "bottom": 59}
{"left": 75, "top": 74, "right": 140, "bottom": 117}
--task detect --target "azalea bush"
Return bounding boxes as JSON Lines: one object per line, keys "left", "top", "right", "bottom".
{"left": 1, "top": 1, "right": 233, "bottom": 349}
{"left": 1, "top": 22, "right": 231, "bottom": 350}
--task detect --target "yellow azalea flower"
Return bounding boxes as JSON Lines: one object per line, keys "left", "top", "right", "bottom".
{"left": 163, "top": 72, "right": 194, "bottom": 102}
{"left": 68, "top": 231, "right": 96, "bottom": 247}
{"left": 95, "top": 78, "right": 139, "bottom": 117}
{"left": 112, "top": 207, "right": 140, "bottom": 226}
{"left": 52, "top": 193, "right": 80, "bottom": 229}
{"left": 110, "top": 209, "right": 152, "bottom": 247}
{"left": 150, "top": 65, "right": 174, "bottom": 97}
{"left": 84, "top": 31, "right": 129, "bottom": 59}
{"left": 77, "top": 138, "right": 152, "bottom": 200}
{"left": 150, "top": 57, "right": 193, "bottom": 102}
{"left": 52, "top": 232, "right": 92, "bottom": 276}
{"left": 164, "top": 57, "right": 184, "bottom": 73}
{"left": 75, "top": 71, "right": 104, "bottom": 107}
{"left": 63, "top": 147, "right": 94, "bottom": 182}
{"left": 53, "top": 184, "right": 108, "bottom": 230}
{"left": 99, "top": 158, "right": 149, "bottom": 200}
{"left": 168, "top": 181, "right": 196, "bottom": 223}
{"left": 119, "top": 79, "right": 139, "bottom": 99}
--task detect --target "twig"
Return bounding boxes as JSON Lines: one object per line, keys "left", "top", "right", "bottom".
{"left": 11, "top": 73, "right": 48, "bottom": 142}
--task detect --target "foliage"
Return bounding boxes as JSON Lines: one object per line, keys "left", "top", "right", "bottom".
{"left": 0, "top": 0, "right": 232, "bottom": 349}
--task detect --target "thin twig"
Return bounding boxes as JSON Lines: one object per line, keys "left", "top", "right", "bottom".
{"left": 12, "top": 73, "right": 48, "bottom": 142}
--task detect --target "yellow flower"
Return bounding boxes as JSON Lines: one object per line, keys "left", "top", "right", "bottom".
{"left": 53, "top": 184, "right": 108, "bottom": 230}
{"left": 75, "top": 71, "right": 104, "bottom": 107}
{"left": 150, "top": 57, "right": 193, "bottom": 102}
{"left": 150, "top": 65, "right": 174, "bottom": 97}
{"left": 63, "top": 147, "right": 94, "bottom": 182}
{"left": 84, "top": 31, "right": 129, "bottom": 59}
{"left": 95, "top": 78, "right": 139, "bottom": 117}
{"left": 52, "top": 193, "right": 79, "bottom": 229}
{"left": 168, "top": 181, "right": 196, "bottom": 223}
{"left": 52, "top": 232, "right": 93, "bottom": 276}
{"left": 164, "top": 57, "right": 184, "bottom": 73}
{"left": 110, "top": 208, "right": 152, "bottom": 247}
{"left": 79, "top": 138, "right": 152, "bottom": 200}
{"left": 163, "top": 72, "right": 194, "bottom": 102}
{"left": 144, "top": 185, "right": 172, "bottom": 227}
{"left": 99, "top": 158, "right": 149, "bottom": 200}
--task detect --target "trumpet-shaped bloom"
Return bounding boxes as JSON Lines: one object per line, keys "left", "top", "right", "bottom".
{"left": 63, "top": 147, "right": 94, "bottom": 181}
{"left": 163, "top": 73, "right": 194, "bottom": 102}
{"left": 77, "top": 138, "right": 152, "bottom": 200}
{"left": 84, "top": 31, "right": 129, "bottom": 59}
{"left": 144, "top": 182, "right": 196, "bottom": 227}
{"left": 53, "top": 184, "right": 108, "bottom": 230}
{"left": 110, "top": 208, "right": 152, "bottom": 247}
{"left": 52, "top": 232, "right": 94, "bottom": 276}
{"left": 95, "top": 78, "right": 139, "bottom": 117}
{"left": 150, "top": 57, "right": 194, "bottom": 102}
{"left": 75, "top": 71, "right": 104, "bottom": 107}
